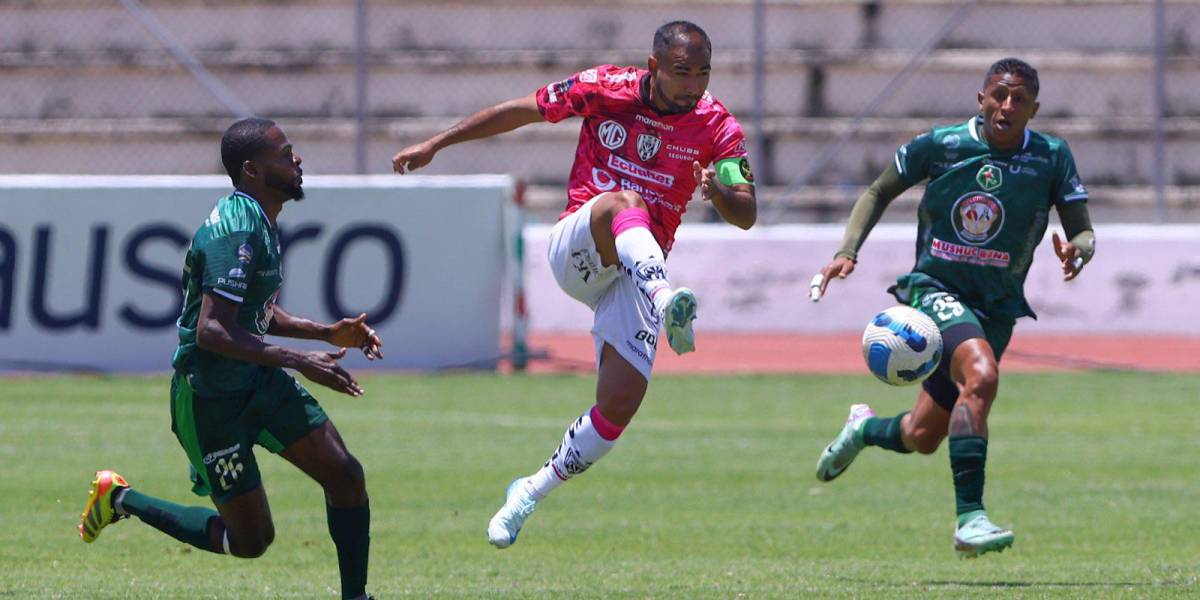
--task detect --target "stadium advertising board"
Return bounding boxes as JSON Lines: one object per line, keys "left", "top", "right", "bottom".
{"left": 0, "top": 175, "right": 511, "bottom": 372}
{"left": 526, "top": 224, "right": 1200, "bottom": 335}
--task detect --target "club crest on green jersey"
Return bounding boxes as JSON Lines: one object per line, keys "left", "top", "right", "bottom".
{"left": 951, "top": 192, "right": 1005, "bottom": 245}
{"left": 236, "top": 243, "right": 253, "bottom": 264}
{"left": 976, "top": 164, "right": 1002, "bottom": 191}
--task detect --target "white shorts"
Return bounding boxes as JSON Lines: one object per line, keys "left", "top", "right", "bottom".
{"left": 547, "top": 197, "right": 662, "bottom": 381}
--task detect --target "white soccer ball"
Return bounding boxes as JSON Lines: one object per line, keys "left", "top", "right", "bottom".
{"left": 861, "top": 305, "right": 943, "bottom": 386}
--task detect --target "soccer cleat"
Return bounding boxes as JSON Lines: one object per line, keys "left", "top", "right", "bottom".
{"left": 663, "top": 287, "right": 698, "bottom": 355}
{"left": 815, "top": 404, "right": 875, "bottom": 482}
{"left": 954, "top": 511, "right": 1015, "bottom": 558}
{"left": 487, "top": 477, "right": 539, "bottom": 549}
{"left": 78, "top": 470, "right": 129, "bottom": 543}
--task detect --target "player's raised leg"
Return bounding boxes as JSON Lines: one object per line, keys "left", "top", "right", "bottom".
{"left": 589, "top": 190, "right": 696, "bottom": 355}
{"left": 79, "top": 468, "right": 264, "bottom": 556}
{"left": 488, "top": 344, "right": 639, "bottom": 549}
{"left": 281, "top": 421, "right": 371, "bottom": 600}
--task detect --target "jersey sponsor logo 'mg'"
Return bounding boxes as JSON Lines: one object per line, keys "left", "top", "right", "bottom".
{"left": 976, "top": 164, "right": 1003, "bottom": 191}
{"left": 597, "top": 120, "right": 627, "bottom": 150}
{"left": 951, "top": 192, "right": 1005, "bottom": 245}
{"left": 637, "top": 133, "right": 661, "bottom": 161}
{"left": 607, "top": 153, "right": 675, "bottom": 187}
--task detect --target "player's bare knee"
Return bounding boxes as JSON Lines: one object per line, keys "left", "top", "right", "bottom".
{"left": 611, "top": 190, "right": 646, "bottom": 210}
{"left": 962, "top": 362, "right": 999, "bottom": 403}
{"left": 228, "top": 526, "right": 274, "bottom": 558}
{"left": 338, "top": 455, "right": 368, "bottom": 497}
{"left": 322, "top": 454, "right": 368, "bottom": 505}
{"left": 597, "top": 394, "right": 642, "bottom": 427}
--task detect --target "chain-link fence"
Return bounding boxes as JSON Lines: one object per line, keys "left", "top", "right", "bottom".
{"left": 2, "top": 0, "right": 1196, "bottom": 223}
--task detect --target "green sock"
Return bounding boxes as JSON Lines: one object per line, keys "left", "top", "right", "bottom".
{"left": 327, "top": 503, "right": 370, "bottom": 600}
{"left": 117, "top": 488, "right": 220, "bottom": 553}
{"left": 860, "top": 412, "right": 912, "bottom": 454}
{"left": 949, "top": 435, "right": 988, "bottom": 524}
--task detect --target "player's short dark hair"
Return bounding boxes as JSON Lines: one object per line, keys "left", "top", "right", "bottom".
{"left": 221, "top": 117, "right": 276, "bottom": 186}
{"left": 984, "top": 57, "right": 1039, "bottom": 97}
{"left": 653, "top": 20, "right": 711, "bottom": 58}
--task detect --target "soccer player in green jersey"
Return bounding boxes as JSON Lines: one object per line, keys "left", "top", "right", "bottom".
{"left": 811, "top": 58, "right": 1096, "bottom": 558}
{"left": 79, "top": 118, "right": 383, "bottom": 599}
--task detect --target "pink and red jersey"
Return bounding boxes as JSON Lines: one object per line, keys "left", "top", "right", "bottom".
{"left": 536, "top": 64, "right": 748, "bottom": 252}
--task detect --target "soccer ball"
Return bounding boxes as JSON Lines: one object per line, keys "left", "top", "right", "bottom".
{"left": 861, "top": 306, "right": 943, "bottom": 386}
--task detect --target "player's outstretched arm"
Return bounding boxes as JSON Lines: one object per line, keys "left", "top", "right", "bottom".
{"left": 196, "top": 293, "right": 364, "bottom": 396}
{"left": 268, "top": 307, "right": 383, "bottom": 359}
{"left": 392, "top": 93, "right": 544, "bottom": 174}
{"left": 810, "top": 162, "right": 911, "bottom": 301}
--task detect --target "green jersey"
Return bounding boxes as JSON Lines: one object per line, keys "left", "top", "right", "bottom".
{"left": 893, "top": 116, "right": 1088, "bottom": 319}
{"left": 172, "top": 192, "right": 283, "bottom": 394}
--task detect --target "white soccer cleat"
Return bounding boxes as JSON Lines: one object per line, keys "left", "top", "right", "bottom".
{"left": 487, "top": 477, "right": 539, "bottom": 549}
{"left": 663, "top": 287, "right": 698, "bottom": 355}
{"left": 954, "top": 512, "right": 1015, "bottom": 558}
{"left": 815, "top": 404, "right": 875, "bottom": 482}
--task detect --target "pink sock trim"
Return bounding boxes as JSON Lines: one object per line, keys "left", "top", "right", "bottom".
{"left": 589, "top": 405, "right": 626, "bottom": 441}
{"left": 610, "top": 207, "right": 652, "bottom": 238}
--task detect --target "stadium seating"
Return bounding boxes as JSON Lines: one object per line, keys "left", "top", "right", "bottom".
{"left": 1, "top": 0, "right": 1196, "bottom": 220}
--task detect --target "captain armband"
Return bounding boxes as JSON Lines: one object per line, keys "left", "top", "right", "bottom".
{"left": 715, "top": 157, "right": 755, "bottom": 186}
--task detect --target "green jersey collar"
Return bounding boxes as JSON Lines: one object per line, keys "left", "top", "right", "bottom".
{"left": 231, "top": 190, "right": 276, "bottom": 233}
{"left": 968, "top": 116, "right": 1030, "bottom": 153}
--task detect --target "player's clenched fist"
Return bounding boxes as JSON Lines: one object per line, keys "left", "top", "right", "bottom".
{"left": 392, "top": 141, "right": 437, "bottom": 174}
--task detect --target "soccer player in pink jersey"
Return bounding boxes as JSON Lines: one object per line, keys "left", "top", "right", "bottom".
{"left": 392, "top": 21, "right": 756, "bottom": 548}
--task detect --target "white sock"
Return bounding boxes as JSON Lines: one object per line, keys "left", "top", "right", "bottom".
{"left": 222, "top": 530, "right": 231, "bottom": 555}
{"left": 614, "top": 226, "right": 673, "bottom": 316}
{"left": 525, "top": 407, "right": 621, "bottom": 499}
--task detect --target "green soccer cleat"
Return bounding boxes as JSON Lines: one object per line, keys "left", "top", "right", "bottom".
{"left": 815, "top": 404, "right": 875, "bottom": 482}
{"left": 663, "top": 287, "right": 697, "bottom": 355}
{"left": 487, "top": 477, "right": 539, "bottom": 549}
{"left": 954, "top": 511, "right": 1015, "bottom": 558}
{"left": 78, "top": 470, "right": 129, "bottom": 543}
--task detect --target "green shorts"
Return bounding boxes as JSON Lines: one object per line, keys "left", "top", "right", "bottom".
{"left": 170, "top": 367, "right": 328, "bottom": 504}
{"left": 892, "top": 281, "right": 1015, "bottom": 411}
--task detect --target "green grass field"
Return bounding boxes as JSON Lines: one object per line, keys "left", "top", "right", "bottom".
{"left": 2, "top": 372, "right": 1197, "bottom": 598}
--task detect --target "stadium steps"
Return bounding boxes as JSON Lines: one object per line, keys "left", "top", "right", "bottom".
{"left": 3, "top": 116, "right": 1196, "bottom": 189}
{"left": 0, "top": 0, "right": 1187, "bottom": 55}
{"left": 1, "top": 48, "right": 1194, "bottom": 120}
